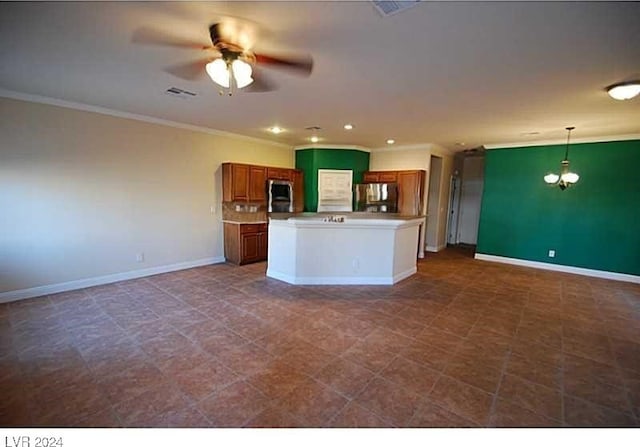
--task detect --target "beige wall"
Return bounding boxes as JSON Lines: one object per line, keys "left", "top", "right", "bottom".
{"left": 0, "top": 97, "right": 293, "bottom": 296}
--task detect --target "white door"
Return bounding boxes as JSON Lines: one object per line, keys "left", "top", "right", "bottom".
{"left": 457, "top": 156, "right": 484, "bottom": 245}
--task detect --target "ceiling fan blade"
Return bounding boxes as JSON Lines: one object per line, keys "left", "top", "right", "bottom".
{"left": 209, "top": 20, "right": 259, "bottom": 51}
{"left": 164, "top": 58, "right": 212, "bottom": 80}
{"left": 244, "top": 68, "right": 278, "bottom": 93}
{"left": 132, "top": 27, "right": 212, "bottom": 50}
{"left": 254, "top": 52, "right": 313, "bottom": 76}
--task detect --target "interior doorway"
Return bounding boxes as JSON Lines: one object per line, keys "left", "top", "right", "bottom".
{"left": 457, "top": 155, "right": 484, "bottom": 245}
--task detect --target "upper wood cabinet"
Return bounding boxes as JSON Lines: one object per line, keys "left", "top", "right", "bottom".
{"left": 267, "top": 167, "right": 292, "bottom": 181}
{"left": 363, "top": 169, "right": 426, "bottom": 216}
{"left": 222, "top": 163, "right": 303, "bottom": 206}
{"left": 248, "top": 166, "right": 267, "bottom": 202}
{"left": 363, "top": 171, "right": 399, "bottom": 183}
{"left": 222, "top": 163, "right": 249, "bottom": 202}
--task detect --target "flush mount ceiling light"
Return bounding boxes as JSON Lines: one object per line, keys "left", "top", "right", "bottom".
{"left": 343, "top": 124, "right": 354, "bottom": 130}
{"left": 544, "top": 127, "right": 580, "bottom": 190}
{"left": 606, "top": 81, "right": 640, "bottom": 100}
{"left": 269, "top": 126, "right": 284, "bottom": 134}
{"left": 386, "top": 139, "right": 395, "bottom": 145}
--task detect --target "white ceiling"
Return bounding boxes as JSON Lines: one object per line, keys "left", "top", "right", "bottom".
{"left": 1, "top": 1, "right": 639, "bottom": 151}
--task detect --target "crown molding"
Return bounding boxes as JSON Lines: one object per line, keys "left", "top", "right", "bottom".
{"left": 370, "top": 143, "right": 433, "bottom": 153}
{"left": 484, "top": 133, "right": 640, "bottom": 150}
{"left": 0, "top": 88, "right": 291, "bottom": 149}
{"left": 293, "top": 144, "right": 371, "bottom": 152}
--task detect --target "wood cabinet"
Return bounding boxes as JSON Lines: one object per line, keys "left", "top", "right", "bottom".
{"left": 293, "top": 169, "right": 305, "bottom": 213}
{"left": 223, "top": 163, "right": 304, "bottom": 206}
{"left": 223, "top": 222, "right": 268, "bottom": 265}
{"left": 397, "top": 170, "right": 425, "bottom": 216}
{"left": 222, "top": 163, "right": 267, "bottom": 203}
{"left": 267, "top": 167, "right": 292, "bottom": 181}
{"left": 223, "top": 163, "right": 249, "bottom": 202}
{"left": 362, "top": 171, "right": 399, "bottom": 183}
{"left": 362, "top": 169, "right": 426, "bottom": 216}
{"left": 248, "top": 166, "right": 266, "bottom": 202}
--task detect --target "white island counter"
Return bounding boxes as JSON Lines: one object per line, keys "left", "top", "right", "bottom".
{"left": 266, "top": 215, "right": 425, "bottom": 285}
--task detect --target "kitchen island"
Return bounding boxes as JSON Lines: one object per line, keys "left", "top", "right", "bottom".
{"left": 266, "top": 214, "right": 425, "bottom": 285}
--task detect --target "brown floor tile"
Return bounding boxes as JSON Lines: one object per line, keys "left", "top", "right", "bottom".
{"left": 400, "top": 340, "right": 456, "bottom": 372}
{"left": 166, "top": 357, "right": 240, "bottom": 402}
{"left": 498, "top": 373, "right": 562, "bottom": 421}
{"left": 313, "top": 357, "right": 375, "bottom": 398}
{"left": 326, "top": 401, "right": 394, "bottom": 428}
{"left": 610, "top": 337, "right": 640, "bottom": 374}
{"left": 564, "top": 394, "right": 637, "bottom": 427}
{"left": 506, "top": 351, "right": 562, "bottom": 389}
{"left": 111, "top": 382, "right": 190, "bottom": 426}
{"left": 278, "top": 379, "right": 349, "bottom": 426}
{"left": 247, "top": 363, "right": 313, "bottom": 399}
{"left": 428, "top": 375, "right": 493, "bottom": 426}
{"left": 413, "top": 326, "right": 465, "bottom": 352}
{"left": 490, "top": 397, "right": 561, "bottom": 427}
{"left": 244, "top": 405, "right": 308, "bottom": 428}
{"left": 197, "top": 380, "right": 272, "bottom": 427}
{"left": 443, "top": 354, "right": 503, "bottom": 394}
{"left": 355, "top": 377, "right": 424, "bottom": 427}
{"left": 341, "top": 339, "right": 397, "bottom": 373}
{"left": 408, "top": 399, "right": 478, "bottom": 427}
{"left": 380, "top": 356, "right": 440, "bottom": 395}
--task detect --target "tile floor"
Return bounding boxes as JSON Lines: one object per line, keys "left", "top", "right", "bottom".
{"left": 1, "top": 248, "right": 639, "bottom": 427}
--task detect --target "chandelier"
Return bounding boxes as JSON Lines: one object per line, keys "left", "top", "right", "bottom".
{"left": 544, "top": 127, "right": 580, "bottom": 190}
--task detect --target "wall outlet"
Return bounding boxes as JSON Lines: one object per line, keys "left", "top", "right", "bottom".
{"left": 548, "top": 250, "right": 555, "bottom": 258}
{"left": 136, "top": 252, "right": 145, "bottom": 262}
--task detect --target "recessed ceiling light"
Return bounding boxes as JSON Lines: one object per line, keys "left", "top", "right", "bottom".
{"left": 606, "top": 81, "right": 640, "bottom": 100}
{"left": 386, "top": 139, "right": 395, "bottom": 145}
{"left": 310, "top": 136, "right": 319, "bottom": 143}
{"left": 269, "top": 126, "right": 284, "bottom": 134}
{"left": 455, "top": 142, "right": 466, "bottom": 147}
{"left": 344, "top": 124, "right": 354, "bottom": 130}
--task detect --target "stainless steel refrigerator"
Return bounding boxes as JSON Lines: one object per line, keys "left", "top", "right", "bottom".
{"left": 354, "top": 183, "right": 398, "bottom": 213}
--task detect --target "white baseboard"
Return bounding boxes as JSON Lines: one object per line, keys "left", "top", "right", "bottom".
{"left": 0, "top": 256, "right": 226, "bottom": 304}
{"left": 474, "top": 253, "right": 640, "bottom": 284}
{"left": 426, "top": 244, "right": 447, "bottom": 253}
{"left": 266, "top": 267, "right": 417, "bottom": 285}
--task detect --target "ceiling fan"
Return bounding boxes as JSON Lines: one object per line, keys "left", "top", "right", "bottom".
{"left": 132, "top": 20, "right": 313, "bottom": 95}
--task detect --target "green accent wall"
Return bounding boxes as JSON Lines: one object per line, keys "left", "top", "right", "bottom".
{"left": 477, "top": 139, "right": 640, "bottom": 275}
{"left": 295, "top": 148, "right": 370, "bottom": 212}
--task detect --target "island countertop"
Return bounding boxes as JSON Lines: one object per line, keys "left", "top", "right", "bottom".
{"left": 269, "top": 212, "right": 426, "bottom": 221}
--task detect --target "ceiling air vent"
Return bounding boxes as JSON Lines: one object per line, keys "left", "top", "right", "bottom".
{"left": 165, "top": 87, "right": 197, "bottom": 99}
{"left": 372, "top": 1, "right": 423, "bottom": 17}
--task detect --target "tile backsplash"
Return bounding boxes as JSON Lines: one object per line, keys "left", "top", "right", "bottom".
{"left": 222, "top": 202, "right": 267, "bottom": 222}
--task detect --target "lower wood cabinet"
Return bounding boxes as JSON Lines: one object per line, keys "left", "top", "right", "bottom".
{"left": 223, "top": 222, "right": 268, "bottom": 265}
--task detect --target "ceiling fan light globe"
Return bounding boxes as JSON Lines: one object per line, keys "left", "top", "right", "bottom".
{"left": 607, "top": 83, "right": 640, "bottom": 100}
{"left": 544, "top": 173, "right": 560, "bottom": 184}
{"left": 232, "top": 60, "right": 254, "bottom": 88}
{"left": 206, "top": 59, "right": 230, "bottom": 88}
{"left": 561, "top": 172, "right": 579, "bottom": 184}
